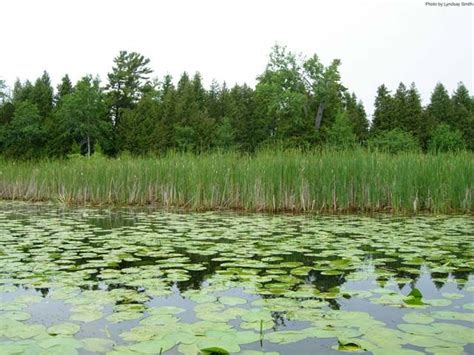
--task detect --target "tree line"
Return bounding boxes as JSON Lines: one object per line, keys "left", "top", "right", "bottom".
{"left": 0, "top": 45, "right": 472, "bottom": 159}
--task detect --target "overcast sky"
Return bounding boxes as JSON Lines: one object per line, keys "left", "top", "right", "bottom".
{"left": 1, "top": 0, "right": 472, "bottom": 116}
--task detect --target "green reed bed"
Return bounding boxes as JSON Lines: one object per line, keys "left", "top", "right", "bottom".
{"left": 0, "top": 149, "right": 472, "bottom": 213}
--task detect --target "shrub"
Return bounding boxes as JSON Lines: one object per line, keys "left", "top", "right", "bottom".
{"left": 428, "top": 124, "right": 466, "bottom": 153}
{"left": 368, "top": 128, "right": 420, "bottom": 154}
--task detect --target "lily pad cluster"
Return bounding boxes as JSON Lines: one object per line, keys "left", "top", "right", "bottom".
{"left": 0, "top": 203, "right": 473, "bottom": 354}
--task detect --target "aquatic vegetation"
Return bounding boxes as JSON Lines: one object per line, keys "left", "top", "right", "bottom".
{"left": 0, "top": 203, "right": 473, "bottom": 354}
{"left": 0, "top": 149, "right": 473, "bottom": 213}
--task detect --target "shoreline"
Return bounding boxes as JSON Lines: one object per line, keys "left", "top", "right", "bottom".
{"left": 1, "top": 199, "right": 472, "bottom": 216}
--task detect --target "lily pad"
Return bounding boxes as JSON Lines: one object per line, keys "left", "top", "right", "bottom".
{"left": 402, "top": 312, "right": 434, "bottom": 324}
{"left": 47, "top": 323, "right": 81, "bottom": 336}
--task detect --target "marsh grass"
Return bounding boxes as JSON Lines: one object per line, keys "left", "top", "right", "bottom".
{"left": 0, "top": 149, "right": 472, "bottom": 213}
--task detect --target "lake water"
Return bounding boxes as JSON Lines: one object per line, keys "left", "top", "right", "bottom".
{"left": 0, "top": 202, "right": 473, "bottom": 354}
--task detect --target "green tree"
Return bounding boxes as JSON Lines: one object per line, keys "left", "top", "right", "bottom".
{"left": 56, "top": 76, "right": 108, "bottom": 157}
{"left": 206, "top": 80, "right": 230, "bottom": 120}
{"left": 0, "top": 80, "right": 14, "bottom": 126}
{"left": 428, "top": 123, "right": 465, "bottom": 152}
{"left": 228, "top": 84, "right": 260, "bottom": 152}
{"left": 55, "top": 74, "right": 74, "bottom": 105}
{"left": 174, "top": 126, "right": 196, "bottom": 151}
{"left": 451, "top": 82, "right": 474, "bottom": 150}
{"left": 152, "top": 74, "right": 176, "bottom": 152}
{"left": 427, "top": 83, "right": 453, "bottom": 126}
{"left": 403, "top": 83, "right": 423, "bottom": 142}
{"left": 343, "top": 92, "right": 368, "bottom": 142}
{"left": 368, "top": 128, "right": 420, "bottom": 154}
{"left": 311, "top": 58, "right": 346, "bottom": 134}
{"left": 31, "top": 71, "right": 54, "bottom": 118}
{"left": 371, "top": 84, "right": 394, "bottom": 134}
{"left": 392, "top": 82, "right": 408, "bottom": 131}
{"left": 327, "top": 111, "right": 357, "bottom": 148}
{"left": 2, "top": 101, "right": 46, "bottom": 159}
{"left": 173, "top": 72, "right": 215, "bottom": 151}
{"left": 255, "top": 45, "right": 309, "bottom": 146}
{"left": 0, "top": 102, "right": 14, "bottom": 126}
{"left": 215, "top": 116, "right": 235, "bottom": 149}
{"left": 12, "top": 79, "right": 34, "bottom": 104}
{"left": 120, "top": 92, "right": 160, "bottom": 155}
{"left": 0, "top": 79, "right": 8, "bottom": 104}
{"left": 105, "top": 51, "right": 153, "bottom": 153}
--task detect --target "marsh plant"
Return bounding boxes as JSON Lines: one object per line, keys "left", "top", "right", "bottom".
{"left": 0, "top": 149, "right": 472, "bottom": 213}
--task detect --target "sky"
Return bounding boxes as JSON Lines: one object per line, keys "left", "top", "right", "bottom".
{"left": 1, "top": 0, "right": 472, "bottom": 116}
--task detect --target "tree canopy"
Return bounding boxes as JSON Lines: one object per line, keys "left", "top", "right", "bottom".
{"left": 0, "top": 46, "right": 472, "bottom": 159}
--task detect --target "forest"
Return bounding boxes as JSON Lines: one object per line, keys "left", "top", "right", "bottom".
{"left": 0, "top": 45, "right": 472, "bottom": 159}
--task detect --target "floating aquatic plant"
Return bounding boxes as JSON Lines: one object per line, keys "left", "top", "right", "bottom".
{"left": 0, "top": 203, "right": 472, "bottom": 354}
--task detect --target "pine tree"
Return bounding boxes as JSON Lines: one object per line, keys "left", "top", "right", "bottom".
{"left": 0, "top": 80, "right": 14, "bottom": 125}
{"left": 371, "top": 84, "right": 393, "bottom": 134}
{"left": 0, "top": 79, "right": 7, "bottom": 104}
{"left": 228, "top": 84, "right": 260, "bottom": 152}
{"left": 404, "top": 83, "right": 423, "bottom": 142}
{"left": 2, "top": 101, "right": 46, "bottom": 159}
{"left": 173, "top": 72, "right": 214, "bottom": 150}
{"left": 392, "top": 82, "right": 408, "bottom": 131}
{"left": 120, "top": 92, "right": 160, "bottom": 155}
{"left": 31, "top": 71, "right": 54, "bottom": 119}
{"left": 191, "top": 72, "right": 207, "bottom": 112}
{"left": 427, "top": 83, "right": 453, "bottom": 126}
{"left": 207, "top": 80, "right": 221, "bottom": 119}
{"left": 174, "top": 72, "right": 196, "bottom": 125}
{"left": 105, "top": 51, "right": 152, "bottom": 154}
{"left": 0, "top": 102, "right": 14, "bottom": 126}
{"left": 12, "top": 79, "right": 33, "bottom": 104}
{"left": 55, "top": 74, "right": 74, "bottom": 105}
{"left": 153, "top": 74, "right": 176, "bottom": 152}
{"left": 343, "top": 92, "right": 368, "bottom": 142}
{"left": 451, "top": 82, "right": 474, "bottom": 150}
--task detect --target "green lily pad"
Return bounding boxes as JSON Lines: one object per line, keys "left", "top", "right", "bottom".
{"left": 219, "top": 296, "right": 247, "bottom": 306}
{"left": 431, "top": 311, "right": 473, "bottom": 322}
{"left": 106, "top": 311, "right": 143, "bottom": 323}
{"left": 397, "top": 324, "right": 441, "bottom": 336}
{"left": 425, "top": 299, "right": 452, "bottom": 307}
{"left": 265, "top": 330, "right": 309, "bottom": 344}
{"left": 39, "top": 337, "right": 83, "bottom": 349}
{"left": 47, "top": 323, "right": 81, "bottom": 336}
{"left": 402, "top": 312, "right": 434, "bottom": 324}
{"left": 441, "top": 292, "right": 464, "bottom": 299}
{"left": 129, "top": 338, "right": 176, "bottom": 353}
{"left": 3, "top": 311, "right": 31, "bottom": 321}
{"left": 70, "top": 310, "right": 103, "bottom": 322}
{"left": 148, "top": 306, "right": 185, "bottom": 315}
{"left": 462, "top": 303, "right": 474, "bottom": 310}
{"left": 82, "top": 337, "right": 115, "bottom": 352}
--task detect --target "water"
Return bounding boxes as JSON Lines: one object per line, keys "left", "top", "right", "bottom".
{"left": 0, "top": 202, "right": 473, "bottom": 354}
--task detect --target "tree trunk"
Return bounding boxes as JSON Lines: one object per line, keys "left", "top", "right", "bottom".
{"left": 315, "top": 102, "right": 325, "bottom": 130}
{"left": 87, "top": 135, "right": 91, "bottom": 159}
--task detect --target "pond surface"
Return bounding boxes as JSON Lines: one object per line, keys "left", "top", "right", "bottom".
{"left": 0, "top": 203, "right": 473, "bottom": 355}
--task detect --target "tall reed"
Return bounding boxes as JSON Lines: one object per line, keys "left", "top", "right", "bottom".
{"left": 0, "top": 149, "right": 472, "bottom": 213}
